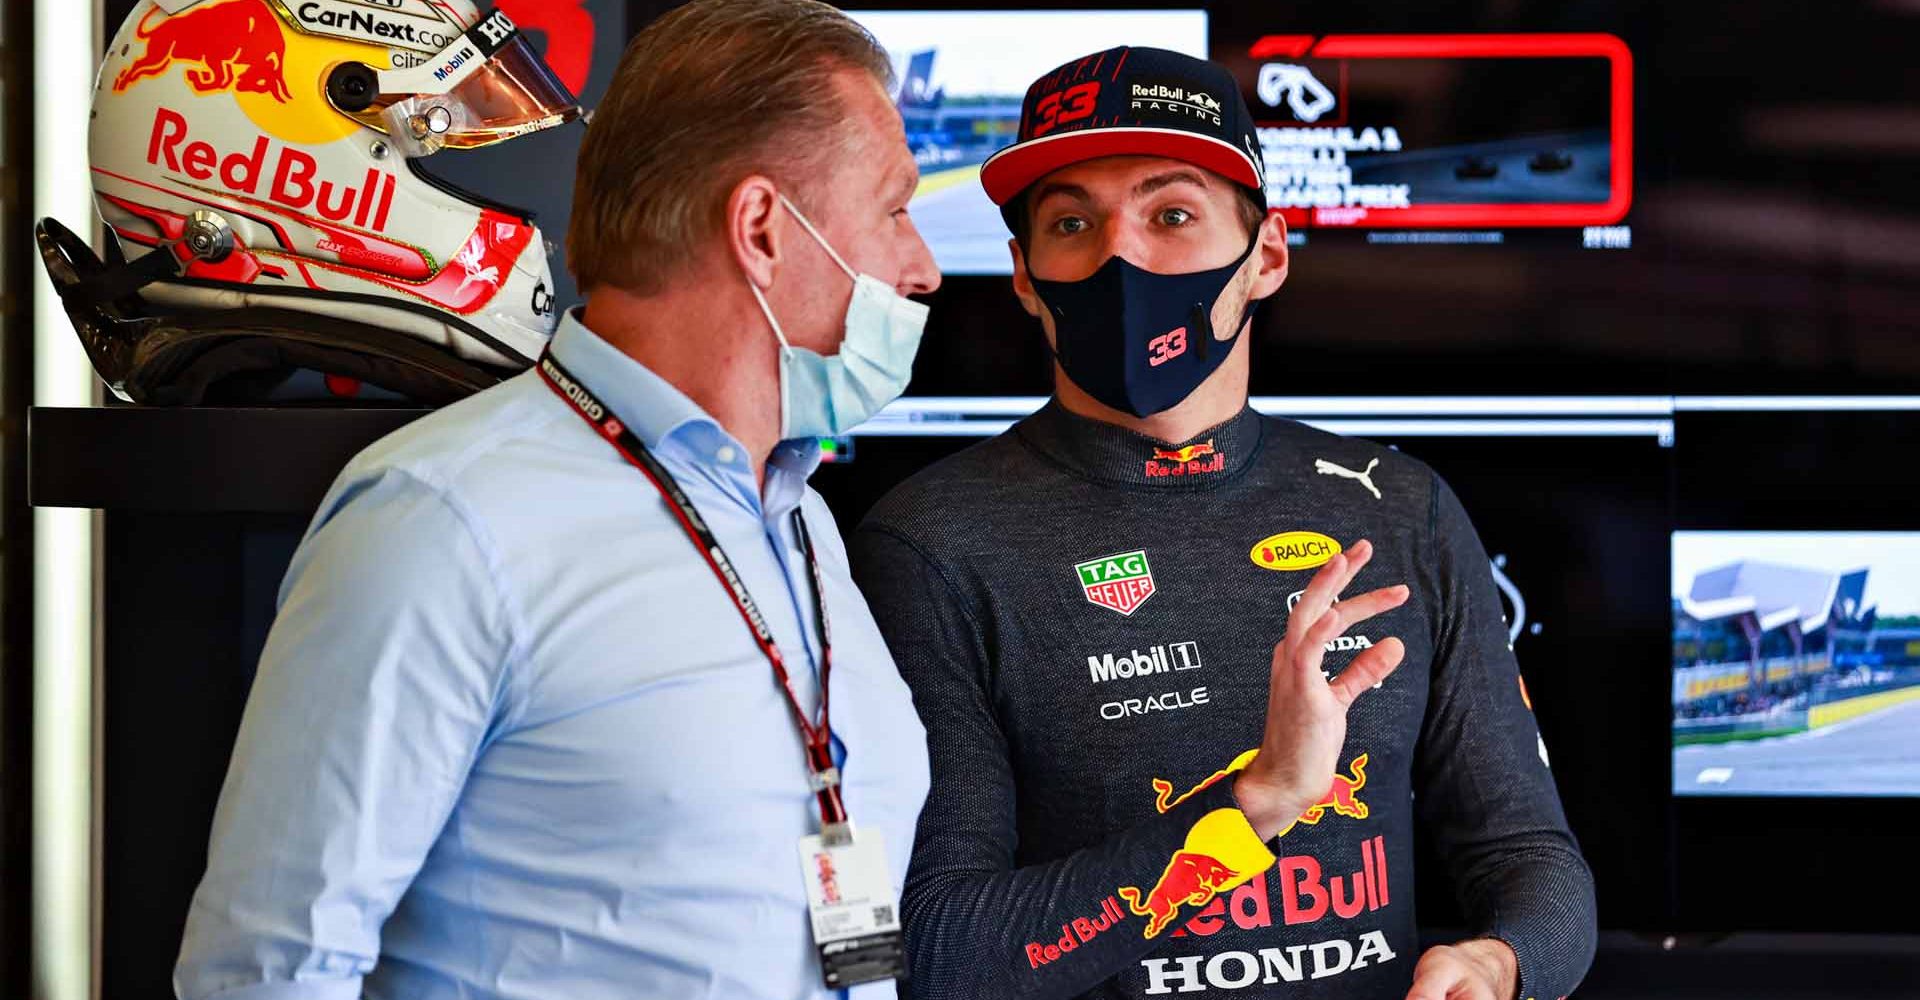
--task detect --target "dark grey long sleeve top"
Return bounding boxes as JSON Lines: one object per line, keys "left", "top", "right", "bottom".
{"left": 849, "top": 401, "right": 1596, "bottom": 1000}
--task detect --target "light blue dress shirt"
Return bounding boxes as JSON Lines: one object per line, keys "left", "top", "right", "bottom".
{"left": 174, "top": 310, "right": 931, "bottom": 1000}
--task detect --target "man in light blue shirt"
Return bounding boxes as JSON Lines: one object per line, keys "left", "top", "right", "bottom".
{"left": 173, "top": 1, "right": 941, "bottom": 997}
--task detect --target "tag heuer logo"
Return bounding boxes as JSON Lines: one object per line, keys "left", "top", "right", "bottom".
{"left": 1076, "top": 549, "right": 1156, "bottom": 616}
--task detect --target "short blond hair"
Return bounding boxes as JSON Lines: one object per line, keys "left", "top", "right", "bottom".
{"left": 568, "top": 0, "right": 894, "bottom": 295}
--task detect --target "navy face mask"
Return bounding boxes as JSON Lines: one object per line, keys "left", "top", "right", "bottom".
{"left": 1030, "top": 232, "right": 1260, "bottom": 418}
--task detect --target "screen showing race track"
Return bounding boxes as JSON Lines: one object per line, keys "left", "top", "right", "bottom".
{"left": 1672, "top": 531, "right": 1920, "bottom": 797}
{"left": 846, "top": 10, "right": 1208, "bottom": 275}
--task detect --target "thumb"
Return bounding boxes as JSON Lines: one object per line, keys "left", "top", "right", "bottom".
{"left": 1404, "top": 953, "right": 1463, "bottom": 1000}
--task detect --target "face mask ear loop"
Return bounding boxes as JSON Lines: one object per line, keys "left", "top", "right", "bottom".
{"left": 745, "top": 274, "right": 795, "bottom": 352}
{"left": 1205, "top": 226, "right": 1264, "bottom": 361}
{"left": 777, "top": 193, "right": 858, "bottom": 282}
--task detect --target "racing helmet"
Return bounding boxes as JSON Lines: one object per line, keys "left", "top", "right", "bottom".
{"left": 41, "top": 0, "right": 583, "bottom": 403}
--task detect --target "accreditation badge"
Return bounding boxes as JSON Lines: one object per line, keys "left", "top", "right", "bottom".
{"left": 797, "top": 824, "right": 907, "bottom": 988}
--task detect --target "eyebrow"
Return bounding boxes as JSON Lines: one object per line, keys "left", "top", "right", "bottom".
{"left": 1031, "top": 169, "right": 1212, "bottom": 211}
{"left": 1134, "top": 169, "right": 1211, "bottom": 197}
{"left": 1030, "top": 181, "right": 1090, "bottom": 210}
{"left": 889, "top": 158, "right": 920, "bottom": 202}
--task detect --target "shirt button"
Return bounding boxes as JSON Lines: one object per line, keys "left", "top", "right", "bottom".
{"left": 716, "top": 446, "right": 737, "bottom": 465}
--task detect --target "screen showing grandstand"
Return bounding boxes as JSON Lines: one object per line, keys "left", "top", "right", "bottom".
{"left": 1672, "top": 532, "right": 1920, "bottom": 797}
{"left": 846, "top": 10, "right": 1208, "bottom": 274}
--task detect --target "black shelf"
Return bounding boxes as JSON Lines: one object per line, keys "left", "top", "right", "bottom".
{"left": 29, "top": 405, "right": 430, "bottom": 514}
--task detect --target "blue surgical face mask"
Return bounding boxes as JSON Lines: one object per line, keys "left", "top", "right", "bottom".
{"left": 1030, "top": 231, "right": 1260, "bottom": 418}
{"left": 745, "top": 194, "right": 930, "bottom": 439}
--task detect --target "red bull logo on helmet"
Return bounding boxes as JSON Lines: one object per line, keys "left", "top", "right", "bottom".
{"left": 145, "top": 106, "right": 399, "bottom": 232}
{"left": 114, "top": 0, "right": 293, "bottom": 103}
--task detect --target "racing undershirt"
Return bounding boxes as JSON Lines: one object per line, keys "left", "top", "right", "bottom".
{"left": 848, "top": 400, "right": 1596, "bottom": 1000}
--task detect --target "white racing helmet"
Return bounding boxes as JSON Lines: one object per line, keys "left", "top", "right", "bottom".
{"left": 39, "top": 0, "right": 583, "bottom": 403}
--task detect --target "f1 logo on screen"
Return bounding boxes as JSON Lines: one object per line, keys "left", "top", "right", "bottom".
{"left": 494, "top": 0, "right": 595, "bottom": 95}
{"left": 1242, "top": 33, "right": 1633, "bottom": 231}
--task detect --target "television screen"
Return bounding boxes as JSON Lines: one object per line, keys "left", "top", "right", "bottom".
{"left": 1672, "top": 531, "right": 1920, "bottom": 797}
{"left": 846, "top": 10, "right": 1209, "bottom": 274}
{"left": 1220, "top": 33, "right": 1631, "bottom": 243}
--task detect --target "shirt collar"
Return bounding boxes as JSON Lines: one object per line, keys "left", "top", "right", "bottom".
{"left": 546, "top": 308, "right": 827, "bottom": 494}
{"left": 547, "top": 308, "right": 714, "bottom": 451}
{"left": 1015, "top": 398, "right": 1264, "bottom": 489}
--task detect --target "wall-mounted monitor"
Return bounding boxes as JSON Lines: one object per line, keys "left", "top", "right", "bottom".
{"left": 1672, "top": 531, "right": 1920, "bottom": 798}
{"left": 846, "top": 9, "right": 1209, "bottom": 274}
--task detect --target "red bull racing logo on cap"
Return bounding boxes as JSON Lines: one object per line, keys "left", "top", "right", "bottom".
{"left": 1075, "top": 549, "right": 1156, "bottom": 616}
{"left": 114, "top": 0, "right": 292, "bottom": 102}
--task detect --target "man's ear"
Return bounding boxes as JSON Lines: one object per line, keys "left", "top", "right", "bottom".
{"left": 1245, "top": 209, "right": 1290, "bottom": 301}
{"left": 728, "top": 174, "right": 784, "bottom": 291}
{"left": 1009, "top": 238, "right": 1044, "bottom": 319}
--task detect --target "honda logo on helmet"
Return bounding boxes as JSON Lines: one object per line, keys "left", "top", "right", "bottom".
{"left": 476, "top": 9, "right": 516, "bottom": 50}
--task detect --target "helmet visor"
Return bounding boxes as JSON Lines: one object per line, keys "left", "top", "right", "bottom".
{"left": 341, "top": 8, "right": 583, "bottom": 156}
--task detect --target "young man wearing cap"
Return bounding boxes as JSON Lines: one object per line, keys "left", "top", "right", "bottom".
{"left": 849, "top": 48, "right": 1596, "bottom": 1000}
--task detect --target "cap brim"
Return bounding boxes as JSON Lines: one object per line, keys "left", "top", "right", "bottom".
{"left": 980, "top": 127, "right": 1262, "bottom": 206}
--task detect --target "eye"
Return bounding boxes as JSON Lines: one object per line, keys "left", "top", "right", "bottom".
{"left": 1052, "top": 215, "right": 1089, "bottom": 236}
{"left": 1158, "top": 207, "right": 1194, "bottom": 227}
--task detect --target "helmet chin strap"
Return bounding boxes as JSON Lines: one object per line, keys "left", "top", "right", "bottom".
{"left": 65, "top": 210, "right": 235, "bottom": 305}
{"left": 36, "top": 217, "right": 516, "bottom": 405}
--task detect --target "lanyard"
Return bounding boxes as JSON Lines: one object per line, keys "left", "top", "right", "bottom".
{"left": 536, "top": 350, "right": 848, "bottom": 831}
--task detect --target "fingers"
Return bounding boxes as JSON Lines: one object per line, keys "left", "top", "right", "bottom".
{"left": 1302, "top": 584, "right": 1409, "bottom": 651}
{"left": 1328, "top": 638, "right": 1404, "bottom": 707}
{"left": 1403, "top": 948, "right": 1469, "bottom": 1000}
{"left": 1286, "top": 540, "right": 1373, "bottom": 644}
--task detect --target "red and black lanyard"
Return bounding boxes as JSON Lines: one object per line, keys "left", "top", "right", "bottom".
{"left": 537, "top": 350, "right": 848, "bottom": 831}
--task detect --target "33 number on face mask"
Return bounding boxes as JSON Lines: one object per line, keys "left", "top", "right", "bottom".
{"left": 1147, "top": 327, "right": 1188, "bottom": 367}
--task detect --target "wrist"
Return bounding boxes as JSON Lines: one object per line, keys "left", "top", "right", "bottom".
{"left": 1457, "top": 937, "right": 1519, "bottom": 1000}
{"left": 1230, "top": 772, "right": 1297, "bottom": 842}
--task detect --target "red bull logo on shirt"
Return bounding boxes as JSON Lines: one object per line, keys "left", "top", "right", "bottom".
{"left": 1075, "top": 549, "right": 1157, "bottom": 616}
{"left": 1024, "top": 895, "right": 1126, "bottom": 968}
{"left": 1120, "top": 851, "right": 1241, "bottom": 939}
{"left": 1151, "top": 751, "right": 1370, "bottom": 835}
{"left": 114, "top": 0, "right": 293, "bottom": 102}
{"left": 1295, "top": 753, "right": 1370, "bottom": 827}
{"left": 1146, "top": 439, "right": 1226, "bottom": 478}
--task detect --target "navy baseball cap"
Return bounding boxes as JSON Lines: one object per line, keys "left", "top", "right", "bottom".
{"left": 980, "top": 46, "right": 1267, "bottom": 219}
